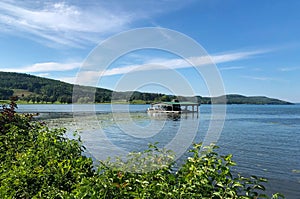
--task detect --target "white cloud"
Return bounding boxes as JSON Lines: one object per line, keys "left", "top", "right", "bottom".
{"left": 212, "top": 50, "right": 267, "bottom": 63}
{"left": 74, "top": 71, "right": 101, "bottom": 86}
{"left": 219, "top": 66, "right": 244, "bottom": 71}
{"left": 1, "top": 62, "right": 81, "bottom": 73}
{"left": 97, "top": 49, "right": 268, "bottom": 76}
{"left": 278, "top": 67, "right": 300, "bottom": 72}
{"left": 0, "top": 1, "right": 132, "bottom": 47}
{"left": 0, "top": 49, "right": 268, "bottom": 85}
{"left": 0, "top": 1, "right": 195, "bottom": 48}
{"left": 242, "top": 75, "right": 277, "bottom": 81}
{"left": 35, "top": 73, "right": 50, "bottom": 77}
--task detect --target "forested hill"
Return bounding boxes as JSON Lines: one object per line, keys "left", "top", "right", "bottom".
{"left": 199, "top": 94, "right": 293, "bottom": 105}
{"left": 0, "top": 72, "right": 113, "bottom": 103}
{"left": 0, "top": 71, "right": 293, "bottom": 104}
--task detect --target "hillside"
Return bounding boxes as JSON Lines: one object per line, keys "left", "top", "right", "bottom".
{"left": 0, "top": 72, "right": 112, "bottom": 103}
{"left": 199, "top": 94, "right": 293, "bottom": 105}
{"left": 0, "top": 72, "right": 172, "bottom": 104}
{"left": 0, "top": 71, "right": 293, "bottom": 105}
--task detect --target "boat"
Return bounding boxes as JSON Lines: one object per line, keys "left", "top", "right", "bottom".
{"left": 147, "top": 100, "right": 200, "bottom": 114}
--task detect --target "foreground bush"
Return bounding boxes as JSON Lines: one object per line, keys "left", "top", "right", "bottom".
{"left": 0, "top": 100, "right": 94, "bottom": 198}
{"left": 0, "top": 101, "right": 284, "bottom": 198}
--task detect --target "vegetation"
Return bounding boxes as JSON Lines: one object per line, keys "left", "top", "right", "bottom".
{"left": 0, "top": 98, "right": 94, "bottom": 198}
{"left": 0, "top": 72, "right": 174, "bottom": 104}
{"left": 0, "top": 72, "right": 293, "bottom": 105}
{"left": 0, "top": 99, "right": 284, "bottom": 198}
{"left": 0, "top": 88, "right": 14, "bottom": 100}
{"left": 200, "top": 95, "right": 293, "bottom": 105}
{"left": 0, "top": 72, "right": 112, "bottom": 104}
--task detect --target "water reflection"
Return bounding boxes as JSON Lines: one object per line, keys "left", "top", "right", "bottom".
{"left": 147, "top": 112, "right": 199, "bottom": 121}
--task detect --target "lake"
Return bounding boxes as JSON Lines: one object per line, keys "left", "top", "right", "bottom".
{"left": 17, "top": 104, "right": 300, "bottom": 198}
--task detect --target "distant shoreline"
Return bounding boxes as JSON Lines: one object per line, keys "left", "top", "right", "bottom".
{"left": 1, "top": 100, "right": 295, "bottom": 106}
{"left": 0, "top": 72, "right": 294, "bottom": 105}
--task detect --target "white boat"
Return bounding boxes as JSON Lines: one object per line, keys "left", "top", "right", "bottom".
{"left": 147, "top": 103, "right": 181, "bottom": 114}
{"left": 147, "top": 100, "right": 199, "bottom": 114}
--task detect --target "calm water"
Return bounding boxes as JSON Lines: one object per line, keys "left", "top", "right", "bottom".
{"left": 17, "top": 104, "right": 300, "bottom": 198}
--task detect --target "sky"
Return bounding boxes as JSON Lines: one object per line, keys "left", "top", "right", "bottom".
{"left": 0, "top": 0, "right": 300, "bottom": 102}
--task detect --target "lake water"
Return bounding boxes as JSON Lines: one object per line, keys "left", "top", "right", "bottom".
{"left": 17, "top": 104, "right": 300, "bottom": 198}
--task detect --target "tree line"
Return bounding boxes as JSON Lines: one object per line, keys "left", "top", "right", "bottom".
{"left": 0, "top": 72, "right": 111, "bottom": 103}
{"left": 0, "top": 72, "right": 183, "bottom": 104}
{"left": 0, "top": 72, "right": 292, "bottom": 104}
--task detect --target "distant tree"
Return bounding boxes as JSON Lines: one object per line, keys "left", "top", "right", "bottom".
{"left": 49, "top": 96, "right": 56, "bottom": 104}
{"left": 161, "top": 95, "right": 171, "bottom": 102}
{"left": 35, "top": 96, "right": 41, "bottom": 103}
{"left": 0, "top": 88, "right": 13, "bottom": 100}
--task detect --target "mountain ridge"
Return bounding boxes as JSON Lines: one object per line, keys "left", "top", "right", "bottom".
{"left": 0, "top": 71, "right": 293, "bottom": 105}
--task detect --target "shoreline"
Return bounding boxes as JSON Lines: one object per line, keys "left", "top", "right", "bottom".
{"left": 0, "top": 100, "right": 300, "bottom": 106}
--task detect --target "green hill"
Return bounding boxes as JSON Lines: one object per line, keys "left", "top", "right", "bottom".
{"left": 0, "top": 72, "right": 112, "bottom": 103}
{"left": 199, "top": 94, "right": 293, "bottom": 105}
{"left": 0, "top": 71, "right": 293, "bottom": 105}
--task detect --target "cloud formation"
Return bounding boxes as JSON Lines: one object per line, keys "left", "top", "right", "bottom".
{"left": 99, "top": 49, "right": 267, "bottom": 76}
{"left": 59, "top": 49, "right": 269, "bottom": 85}
{"left": 0, "top": 1, "right": 132, "bottom": 47}
{"left": 278, "top": 67, "right": 300, "bottom": 72}
{"left": 219, "top": 66, "right": 244, "bottom": 71}
{"left": 242, "top": 75, "right": 278, "bottom": 81}
{"left": 0, "top": 0, "right": 194, "bottom": 48}
{"left": 0, "top": 49, "right": 268, "bottom": 76}
{"left": 1, "top": 62, "right": 81, "bottom": 73}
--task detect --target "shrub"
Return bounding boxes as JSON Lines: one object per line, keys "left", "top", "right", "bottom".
{"left": 0, "top": 101, "right": 284, "bottom": 198}
{"left": 75, "top": 143, "right": 284, "bottom": 199}
{"left": 0, "top": 100, "right": 94, "bottom": 198}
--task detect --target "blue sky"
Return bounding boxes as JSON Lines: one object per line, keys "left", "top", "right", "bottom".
{"left": 0, "top": 0, "right": 300, "bottom": 102}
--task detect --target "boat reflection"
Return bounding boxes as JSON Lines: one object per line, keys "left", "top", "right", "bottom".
{"left": 147, "top": 112, "right": 198, "bottom": 121}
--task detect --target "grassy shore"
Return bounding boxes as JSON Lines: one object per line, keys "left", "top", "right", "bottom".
{"left": 0, "top": 100, "right": 151, "bottom": 105}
